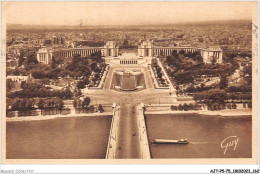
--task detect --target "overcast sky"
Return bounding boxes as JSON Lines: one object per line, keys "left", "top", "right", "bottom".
{"left": 3, "top": 1, "right": 255, "bottom": 26}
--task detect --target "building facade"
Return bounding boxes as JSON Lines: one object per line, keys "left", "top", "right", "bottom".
{"left": 36, "top": 41, "right": 119, "bottom": 64}
{"left": 201, "top": 47, "right": 223, "bottom": 64}
{"left": 102, "top": 41, "right": 119, "bottom": 57}
{"left": 137, "top": 40, "right": 153, "bottom": 57}
{"left": 54, "top": 47, "right": 102, "bottom": 58}
{"left": 36, "top": 40, "right": 223, "bottom": 65}
{"left": 36, "top": 48, "right": 53, "bottom": 64}
{"left": 138, "top": 40, "right": 223, "bottom": 64}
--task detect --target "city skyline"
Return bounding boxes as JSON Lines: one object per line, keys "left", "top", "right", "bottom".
{"left": 3, "top": 1, "right": 254, "bottom": 26}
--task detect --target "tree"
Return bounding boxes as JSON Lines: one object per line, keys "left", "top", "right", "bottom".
{"left": 166, "top": 68, "right": 171, "bottom": 75}
{"left": 71, "top": 54, "right": 81, "bottom": 65}
{"left": 242, "top": 64, "right": 252, "bottom": 85}
{"left": 23, "top": 54, "right": 38, "bottom": 65}
{"left": 157, "top": 72, "right": 162, "bottom": 79}
{"left": 166, "top": 56, "right": 173, "bottom": 65}
{"left": 195, "top": 55, "right": 203, "bottom": 63}
{"left": 77, "top": 81, "right": 85, "bottom": 89}
{"left": 189, "top": 103, "right": 194, "bottom": 110}
{"left": 58, "top": 99, "right": 64, "bottom": 113}
{"left": 26, "top": 98, "right": 35, "bottom": 110}
{"left": 183, "top": 103, "right": 189, "bottom": 111}
{"left": 55, "top": 57, "right": 64, "bottom": 65}
{"left": 90, "top": 62, "right": 97, "bottom": 72}
{"left": 18, "top": 51, "right": 25, "bottom": 66}
{"left": 219, "top": 75, "right": 228, "bottom": 89}
{"left": 11, "top": 99, "right": 21, "bottom": 110}
{"left": 20, "top": 81, "right": 26, "bottom": 89}
{"left": 74, "top": 88, "right": 82, "bottom": 97}
{"left": 178, "top": 104, "right": 183, "bottom": 111}
{"left": 37, "top": 99, "right": 45, "bottom": 115}
{"left": 82, "top": 97, "right": 91, "bottom": 108}
{"left": 73, "top": 99, "right": 78, "bottom": 108}
{"left": 46, "top": 99, "right": 53, "bottom": 109}
{"left": 193, "top": 89, "right": 227, "bottom": 109}
{"left": 209, "top": 102, "right": 220, "bottom": 110}
{"left": 62, "top": 88, "right": 73, "bottom": 99}
{"left": 248, "top": 102, "right": 252, "bottom": 108}
{"left": 156, "top": 67, "right": 162, "bottom": 74}
{"left": 98, "top": 104, "right": 104, "bottom": 113}
{"left": 51, "top": 56, "right": 56, "bottom": 69}
{"left": 231, "top": 103, "right": 237, "bottom": 109}
{"left": 6, "top": 79, "right": 14, "bottom": 93}
{"left": 172, "top": 50, "right": 178, "bottom": 57}
{"left": 171, "top": 105, "right": 178, "bottom": 111}
{"left": 58, "top": 70, "right": 71, "bottom": 78}
{"left": 31, "top": 70, "right": 46, "bottom": 79}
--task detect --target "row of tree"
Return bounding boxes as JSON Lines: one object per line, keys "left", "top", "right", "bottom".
{"left": 7, "top": 97, "right": 64, "bottom": 112}
{"left": 193, "top": 89, "right": 252, "bottom": 110}
{"left": 171, "top": 103, "right": 200, "bottom": 111}
{"left": 73, "top": 97, "right": 91, "bottom": 109}
{"left": 193, "top": 89, "right": 252, "bottom": 102}
{"left": 7, "top": 82, "right": 73, "bottom": 99}
{"left": 151, "top": 60, "right": 166, "bottom": 85}
{"left": 183, "top": 84, "right": 213, "bottom": 94}
{"left": 73, "top": 97, "right": 104, "bottom": 113}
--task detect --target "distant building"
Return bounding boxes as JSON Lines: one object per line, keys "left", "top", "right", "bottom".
{"left": 36, "top": 41, "right": 119, "bottom": 64}
{"left": 201, "top": 46, "right": 223, "bottom": 64}
{"left": 53, "top": 36, "right": 65, "bottom": 45}
{"left": 138, "top": 40, "right": 223, "bottom": 64}
{"left": 36, "top": 48, "right": 53, "bottom": 64}
{"left": 102, "top": 41, "right": 119, "bottom": 57}
{"left": 6, "top": 75, "right": 28, "bottom": 83}
{"left": 138, "top": 40, "right": 153, "bottom": 57}
{"left": 36, "top": 40, "right": 223, "bottom": 65}
{"left": 53, "top": 47, "right": 102, "bottom": 58}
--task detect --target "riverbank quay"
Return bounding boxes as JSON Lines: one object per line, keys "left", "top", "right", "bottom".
{"left": 145, "top": 108, "right": 252, "bottom": 117}
{"left": 6, "top": 112, "right": 113, "bottom": 122}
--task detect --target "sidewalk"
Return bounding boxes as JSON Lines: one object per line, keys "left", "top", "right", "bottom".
{"left": 6, "top": 112, "right": 113, "bottom": 122}
{"left": 145, "top": 108, "right": 252, "bottom": 117}
{"left": 137, "top": 104, "right": 151, "bottom": 159}
{"left": 106, "top": 104, "right": 120, "bottom": 159}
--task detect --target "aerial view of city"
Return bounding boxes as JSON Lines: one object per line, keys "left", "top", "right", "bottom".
{"left": 1, "top": 1, "right": 257, "bottom": 164}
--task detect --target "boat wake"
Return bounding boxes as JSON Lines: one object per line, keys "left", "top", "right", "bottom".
{"left": 190, "top": 142, "right": 218, "bottom": 145}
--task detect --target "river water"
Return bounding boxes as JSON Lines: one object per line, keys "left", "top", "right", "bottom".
{"left": 6, "top": 116, "right": 112, "bottom": 159}
{"left": 145, "top": 114, "right": 252, "bottom": 158}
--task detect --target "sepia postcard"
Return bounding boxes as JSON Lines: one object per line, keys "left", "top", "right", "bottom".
{"left": 1, "top": 1, "right": 258, "bottom": 165}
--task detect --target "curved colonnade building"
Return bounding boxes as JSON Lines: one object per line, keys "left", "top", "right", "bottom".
{"left": 36, "top": 40, "right": 223, "bottom": 65}
{"left": 138, "top": 41, "right": 223, "bottom": 64}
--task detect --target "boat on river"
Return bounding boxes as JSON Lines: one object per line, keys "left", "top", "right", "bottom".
{"left": 153, "top": 139, "right": 189, "bottom": 144}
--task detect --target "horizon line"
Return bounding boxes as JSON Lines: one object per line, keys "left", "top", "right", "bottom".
{"left": 6, "top": 19, "right": 251, "bottom": 27}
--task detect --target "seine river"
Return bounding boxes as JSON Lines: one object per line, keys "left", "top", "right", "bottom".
{"left": 145, "top": 114, "right": 252, "bottom": 158}
{"left": 6, "top": 116, "right": 112, "bottom": 159}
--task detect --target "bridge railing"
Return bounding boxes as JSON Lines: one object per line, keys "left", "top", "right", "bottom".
{"left": 137, "top": 103, "right": 151, "bottom": 159}
{"left": 105, "top": 104, "right": 119, "bottom": 159}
